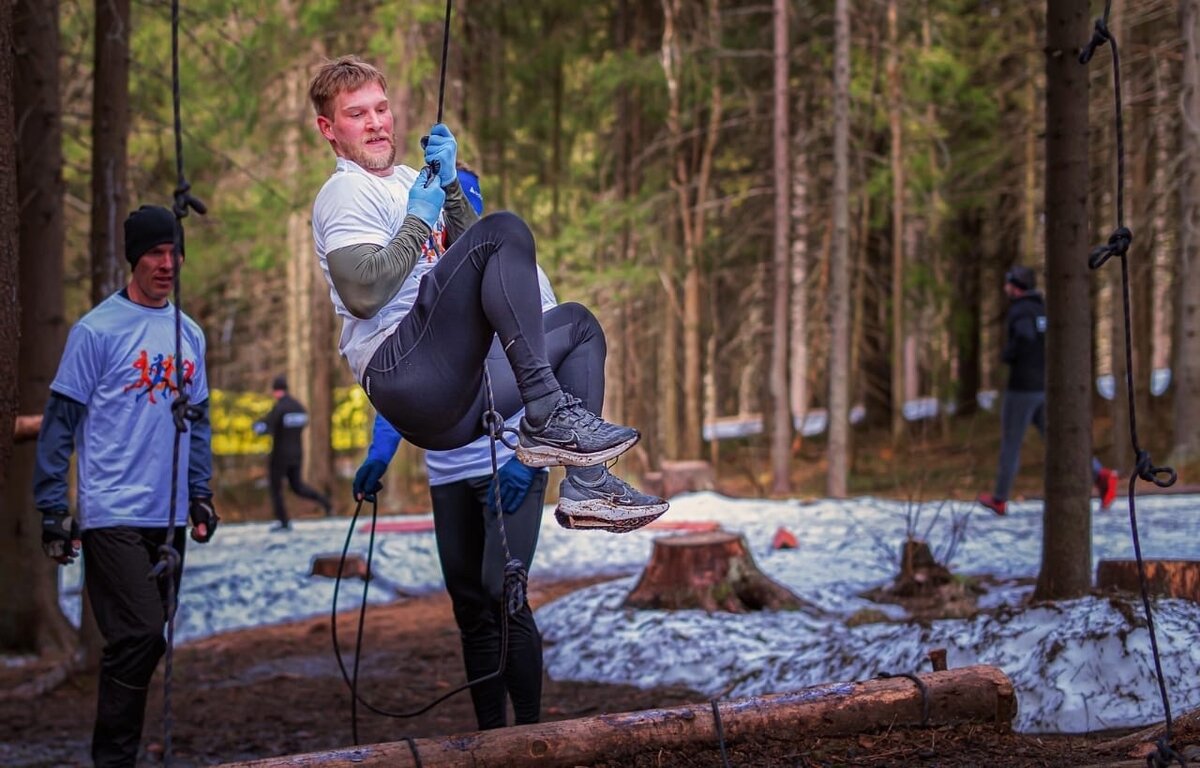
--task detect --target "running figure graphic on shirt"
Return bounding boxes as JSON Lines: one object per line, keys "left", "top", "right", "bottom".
{"left": 123, "top": 350, "right": 195, "bottom": 404}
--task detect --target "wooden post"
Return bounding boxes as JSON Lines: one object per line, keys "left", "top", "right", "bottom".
{"left": 12, "top": 413, "right": 40, "bottom": 443}
{"left": 624, "top": 530, "right": 805, "bottom": 612}
{"left": 219, "top": 665, "right": 1017, "bottom": 768}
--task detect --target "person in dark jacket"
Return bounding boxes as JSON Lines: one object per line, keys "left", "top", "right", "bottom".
{"left": 977, "top": 265, "right": 1118, "bottom": 516}
{"left": 254, "top": 376, "right": 332, "bottom": 529}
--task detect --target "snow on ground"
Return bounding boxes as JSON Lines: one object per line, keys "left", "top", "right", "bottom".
{"left": 53, "top": 491, "right": 1200, "bottom": 734}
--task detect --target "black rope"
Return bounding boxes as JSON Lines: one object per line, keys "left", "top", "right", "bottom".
{"left": 146, "top": 2, "right": 207, "bottom": 765}
{"left": 435, "top": 0, "right": 452, "bottom": 125}
{"left": 710, "top": 699, "right": 732, "bottom": 768}
{"left": 877, "top": 672, "right": 930, "bottom": 727}
{"left": 1079, "top": 6, "right": 1184, "bottom": 766}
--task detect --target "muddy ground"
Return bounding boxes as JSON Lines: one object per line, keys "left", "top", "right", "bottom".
{"left": 3, "top": 574, "right": 1189, "bottom": 767}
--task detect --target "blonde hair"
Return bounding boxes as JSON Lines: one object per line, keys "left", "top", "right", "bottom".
{"left": 308, "top": 55, "right": 388, "bottom": 119}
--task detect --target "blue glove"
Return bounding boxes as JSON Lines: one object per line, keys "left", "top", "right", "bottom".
{"left": 422, "top": 123, "right": 458, "bottom": 188}
{"left": 354, "top": 459, "right": 388, "bottom": 503}
{"left": 407, "top": 167, "right": 445, "bottom": 229}
{"left": 487, "top": 458, "right": 540, "bottom": 515}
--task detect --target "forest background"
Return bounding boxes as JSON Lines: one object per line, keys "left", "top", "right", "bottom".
{"left": 2, "top": 0, "right": 1200, "bottom": 653}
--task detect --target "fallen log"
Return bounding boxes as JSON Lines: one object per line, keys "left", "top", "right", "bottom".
{"left": 13, "top": 414, "right": 41, "bottom": 443}
{"left": 219, "top": 664, "right": 1016, "bottom": 767}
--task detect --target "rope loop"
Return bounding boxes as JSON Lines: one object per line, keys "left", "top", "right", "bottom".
{"left": 148, "top": 542, "right": 182, "bottom": 582}
{"left": 1079, "top": 16, "right": 1112, "bottom": 64}
{"left": 877, "top": 672, "right": 931, "bottom": 726}
{"left": 503, "top": 558, "right": 529, "bottom": 618}
{"left": 1146, "top": 736, "right": 1187, "bottom": 767}
{"left": 480, "top": 408, "right": 521, "bottom": 450}
{"left": 170, "top": 392, "right": 202, "bottom": 434}
{"left": 172, "top": 182, "right": 207, "bottom": 219}
{"left": 1088, "top": 226, "right": 1132, "bottom": 270}
{"left": 1135, "top": 450, "right": 1177, "bottom": 489}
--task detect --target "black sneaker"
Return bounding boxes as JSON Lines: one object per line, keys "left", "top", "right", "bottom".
{"left": 517, "top": 394, "right": 639, "bottom": 468}
{"left": 554, "top": 469, "right": 669, "bottom": 534}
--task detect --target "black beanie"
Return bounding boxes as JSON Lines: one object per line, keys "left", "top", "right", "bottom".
{"left": 124, "top": 205, "right": 178, "bottom": 266}
{"left": 1005, "top": 265, "right": 1036, "bottom": 291}
{"left": 272, "top": 375, "right": 288, "bottom": 392}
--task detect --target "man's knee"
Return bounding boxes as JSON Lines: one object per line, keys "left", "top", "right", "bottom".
{"left": 480, "top": 210, "right": 534, "bottom": 249}
{"left": 101, "top": 633, "right": 166, "bottom": 688}
{"left": 558, "top": 301, "right": 606, "bottom": 353}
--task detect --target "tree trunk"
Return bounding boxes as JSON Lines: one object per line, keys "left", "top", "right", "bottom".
{"left": 1175, "top": 0, "right": 1200, "bottom": 463}
{"left": 88, "top": 0, "right": 129, "bottom": 305}
{"left": 789, "top": 101, "right": 811, "bottom": 447}
{"left": 768, "top": 0, "right": 791, "bottom": 494}
{"left": 1035, "top": 0, "right": 1093, "bottom": 601}
{"left": 224, "top": 666, "right": 1017, "bottom": 768}
{"left": 887, "top": 0, "right": 905, "bottom": 444}
{"left": 827, "top": 0, "right": 852, "bottom": 498}
{"left": 2, "top": 0, "right": 75, "bottom": 655}
{"left": 0, "top": 0, "right": 17, "bottom": 497}
{"left": 953, "top": 210, "right": 982, "bottom": 415}
{"left": 624, "top": 531, "right": 803, "bottom": 613}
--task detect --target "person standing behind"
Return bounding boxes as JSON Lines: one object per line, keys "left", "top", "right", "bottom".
{"left": 254, "top": 376, "right": 333, "bottom": 529}
{"left": 33, "top": 204, "right": 219, "bottom": 768}
{"left": 977, "top": 265, "right": 1118, "bottom": 516}
{"left": 353, "top": 167, "right": 553, "bottom": 730}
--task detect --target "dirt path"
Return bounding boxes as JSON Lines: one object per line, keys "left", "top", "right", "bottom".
{"left": 0, "top": 576, "right": 1160, "bottom": 767}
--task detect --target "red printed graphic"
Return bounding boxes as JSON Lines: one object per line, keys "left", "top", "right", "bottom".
{"left": 123, "top": 350, "right": 196, "bottom": 404}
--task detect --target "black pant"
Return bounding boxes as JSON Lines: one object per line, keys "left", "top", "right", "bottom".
{"left": 269, "top": 460, "right": 331, "bottom": 524}
{"left": 365, "top": 212, "right": 607, "bottom": 450}
{"left": 430, "top": 471, "right": 547, "bottom": 729}
{"left": 82, "top": 526, "right": 187, "bottom": 768}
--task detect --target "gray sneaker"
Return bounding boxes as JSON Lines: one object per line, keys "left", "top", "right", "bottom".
{"left": 517, "top": 394, "right": 639, "bottom": 468}
{"left": 555, "top": 469, "right": 669, "bottom": 534}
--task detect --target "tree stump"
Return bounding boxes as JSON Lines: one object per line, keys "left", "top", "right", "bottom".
{"left": 894, "top": 538, "right": 953, "bottom": 597}
{"left": 640, "top": 460, "right": 716, "bottom": 500}
{"left": 1096, "top": 559, "right": 1200, "bottom": 603}
{"left": 310, "top": 554, "right": 371, "bottom": 581}
{"left": 623, "top": 531, "right": 804, "bottom": 613}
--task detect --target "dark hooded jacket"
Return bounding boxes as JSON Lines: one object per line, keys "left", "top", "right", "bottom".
{"left": 1002, "top": 291, "right": 1046, "bottom": 392}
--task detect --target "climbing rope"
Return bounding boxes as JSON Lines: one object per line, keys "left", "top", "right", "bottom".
{"left": 1079, "top": 4, "right": 1184, "bottom": 767}
{"left": 147, "top": 1, "right": 208, "bottom": 765}
{"left": 710, "top": 699, "right": 733, "bottom": 768}
{"left": 327, "top": 0, "right": 533, "bottom": 744}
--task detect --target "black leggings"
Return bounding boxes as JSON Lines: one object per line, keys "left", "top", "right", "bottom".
{"left": 365, "top": 212, "right": 606, "bottom": 450}
{"left": 430, "top": 471, "right": 547, "bottom": 729}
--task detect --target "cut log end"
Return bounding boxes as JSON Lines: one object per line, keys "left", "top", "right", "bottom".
{"left": 1097, "top": 559, "right": 1200, "bottom": 604}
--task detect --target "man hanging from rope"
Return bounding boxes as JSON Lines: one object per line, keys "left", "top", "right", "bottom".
{"left": 354, "top": 164, "right": 552, "bottom": 729}
{"left": 308, "top": 55, "right": 667, "bottom": 532}
{"left": 33, "top": 205, "right": 218, "bottom": 767}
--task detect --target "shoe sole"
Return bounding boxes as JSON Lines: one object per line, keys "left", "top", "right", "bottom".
{"left": 516, "top": 433, "right": 639, "bottom": 469}
{"left": 554, "top": 498, "right": 669, "bottom": 534}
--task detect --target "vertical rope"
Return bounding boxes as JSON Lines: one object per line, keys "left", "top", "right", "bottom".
{"left": 1079, "top": 5, "right": 1182, "bottom": 766}
{"left": 147, "top": 1, "right": 207, "bottom": 764}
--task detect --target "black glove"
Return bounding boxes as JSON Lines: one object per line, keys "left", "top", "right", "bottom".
{"left": 41, "top": 510, "right": 81, "bottom": 564}
{"left": 188, "top": 497, "right": 219, "bottom": 543}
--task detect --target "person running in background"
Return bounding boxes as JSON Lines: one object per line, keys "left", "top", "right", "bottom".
{"left": 254, "top": 376, "right": 333, "bottom": 529}
{"left": 307, "top": 55, "right": 666, "bottom": 532}
{"left": 33, "top": 204, "right": 219, "bottom": 767}
{"left": 977, "top": 265, "right": 1118, "bottom": 516}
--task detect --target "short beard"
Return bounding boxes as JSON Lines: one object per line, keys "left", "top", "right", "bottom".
{"left": 349, "top": 141, "right": 395, "bottom": 172}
